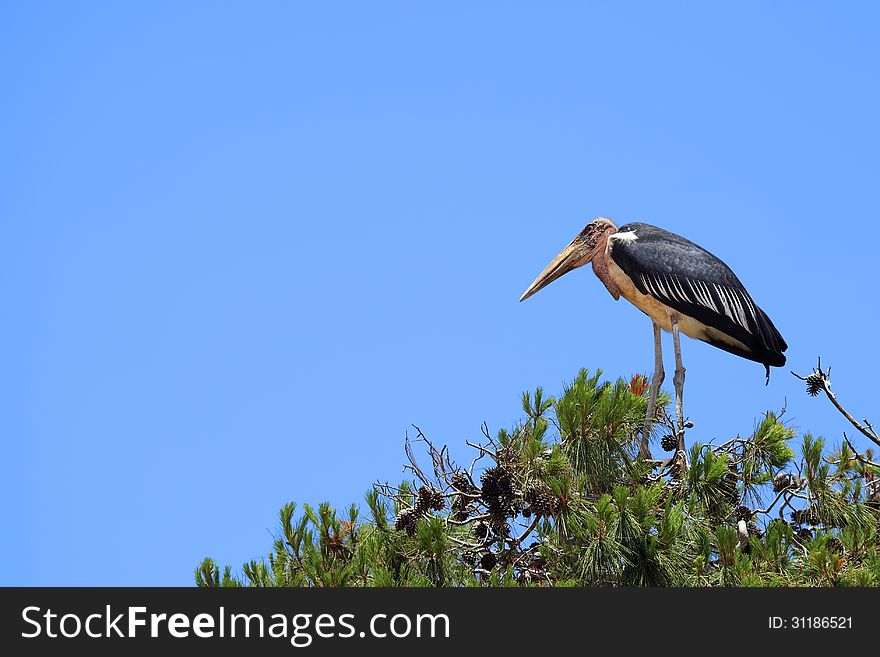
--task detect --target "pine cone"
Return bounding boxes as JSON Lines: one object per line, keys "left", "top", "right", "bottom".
{"left": 736, "top": 506, "right": 753, "bottom": 522}
{"left": 451, "top": 472, "right": 477, "bottom": 494}
{"left": 474, "top": 521, "right": 490, "bottom": 541}
{"left": 480, "top": 466, "right": 516, "bottom": 515}
{"left": 451, "top": 496, "right": 470, "bottom": 521}
{"left": 524, "top": 482, "right": 557, "bottom": 517}
{"left": 412, "top": 486, "right": 445, "bottom": 514}
{"left": 425, "top": 486, "right": 446, "bottom": 511}
{"left": 395, "top": 508, "right": 418, "bottom": 536}
{"left": 796, "top": 527, "right": 813, "bottom": 541}
{"left": 661, "top": 434, "right": 677, "bottom": 452}
{"left": 772, "top": 473, "right": 793, "bottom": 493}
{"left": 461, "top": 550, "right": 478, "bottom": 566}
{"left": 488, "top": 512, "right": 510, "bottom": 536}
{"left": 495, "top": 445, "right": 516, "bottom": 467}
{"left": 414, "top": 487, "right": 430, "bottom": 514}
{"left": 480, "top": 552, "right": 497, "bottom": 571}
{"left": 480, "top": 466, "right": 512, "bottom": 497}
{"left": 805, "top": 372, "right": 824, "bottom": 397}
{"left": 450, "top": 472, "right": 477, "bottom": 520}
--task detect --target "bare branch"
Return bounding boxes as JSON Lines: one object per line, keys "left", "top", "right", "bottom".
{"left": 753, "top": 488, "right": 789, "bottom": 517}
{"left": 793, "top": 359, "right": 880, "bottom": 449}
{"left": 507, "top": 516, "right": 540, "bottom": 547}
{"left": 465, "top": 440, "right": 497, "bottom": 458}
{"left": 403, "top": 432, "right": 431, "bottom": 484}
{"left": 843, "top": 433, "right": 880, "bottom": 469}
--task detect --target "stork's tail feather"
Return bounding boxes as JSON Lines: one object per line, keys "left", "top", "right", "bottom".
{"left": 755, "top": 306, "right": 787, "bottom": 368}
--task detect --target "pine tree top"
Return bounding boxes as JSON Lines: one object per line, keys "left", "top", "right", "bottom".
{"left": 197, "top": 366, "right": 880, "bottom": 588}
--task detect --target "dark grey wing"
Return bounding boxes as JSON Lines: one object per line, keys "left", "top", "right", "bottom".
{"left": 610, "top": 223, "right": 787, "bottom": 370}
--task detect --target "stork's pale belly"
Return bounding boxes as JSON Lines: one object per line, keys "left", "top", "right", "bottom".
{"left": 605, "top": 255, "right": 751, "bottom": 353}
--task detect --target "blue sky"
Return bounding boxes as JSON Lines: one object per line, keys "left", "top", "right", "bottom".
{"left": 2, "top": 2, "right": 878, "bottom": 585}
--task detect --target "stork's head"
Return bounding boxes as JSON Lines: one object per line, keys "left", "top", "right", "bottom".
{"left": 519, "top": 217, "right": 618, "bottom": 302}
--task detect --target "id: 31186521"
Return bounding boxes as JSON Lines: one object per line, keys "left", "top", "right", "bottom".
{"left": 769, "top": 617, "right": 852, "bottom": 629}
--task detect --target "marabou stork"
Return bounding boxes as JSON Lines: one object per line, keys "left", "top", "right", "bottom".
{"left": 519, "top": 218, "right": 787, "bottom": 459}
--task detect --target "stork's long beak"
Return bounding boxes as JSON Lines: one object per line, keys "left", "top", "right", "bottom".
{"left": 519, "top": 236, "right": 590, "bottom": 302}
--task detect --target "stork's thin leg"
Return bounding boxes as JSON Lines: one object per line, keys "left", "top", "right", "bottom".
{"left": 641, "top": 322, "right": 664, "bottom": 459}
{"left": 671, "top": 315, "right": 687, "bottom": 453}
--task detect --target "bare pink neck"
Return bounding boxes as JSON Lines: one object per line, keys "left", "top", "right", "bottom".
{"left": 590, "top": 230, "right": 620, "bottom": 300}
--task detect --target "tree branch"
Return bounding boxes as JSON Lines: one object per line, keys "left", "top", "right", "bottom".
{"left": 793, "top": 359, "right": 880, "bottom": 449}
